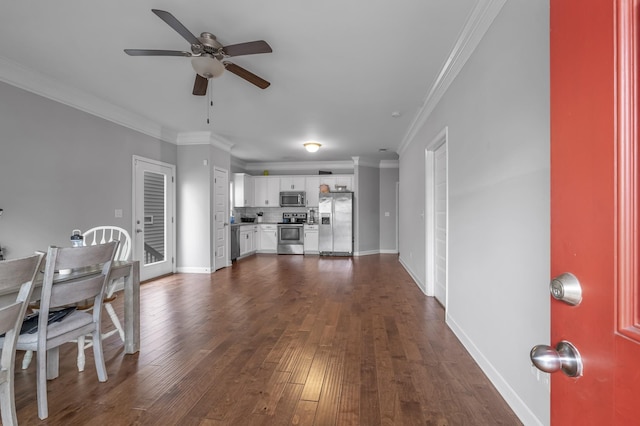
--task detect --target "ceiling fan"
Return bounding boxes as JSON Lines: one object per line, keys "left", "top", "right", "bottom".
{"left": 124, "top": 9, "right": 272, "bottom": 95}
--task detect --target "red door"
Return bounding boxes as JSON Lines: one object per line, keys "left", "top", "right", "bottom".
{"left": 550, "top": 0, "right": 640, "bottom": 423}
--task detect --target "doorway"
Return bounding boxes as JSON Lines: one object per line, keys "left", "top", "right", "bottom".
{"left": 132, "top": 156, "right": 176, "bottom": 281}
{"left": 426, "top": 128, "right": 448, "bottom": 305}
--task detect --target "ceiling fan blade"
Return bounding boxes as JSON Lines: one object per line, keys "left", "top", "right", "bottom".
{"left": 152, "top": 9, "right": 201, "bottom": 46}
{"left": 224, "top": 63, "right": 270, "bottom": 89}
{"left": 222, "top": 40, "right": 272, "bottom": 57}
{"left": 193, "top": 74, "right": 209, "bottom": 96}
{"left": 124, "top": 49, "right": 192, "bottom": 57}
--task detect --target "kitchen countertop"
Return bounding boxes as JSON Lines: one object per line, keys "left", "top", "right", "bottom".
{"left": 231, "top": 222, "right": 318, "bottom": 227}
{"left": 231, "top": 222, "right": 278, "bottom": 227}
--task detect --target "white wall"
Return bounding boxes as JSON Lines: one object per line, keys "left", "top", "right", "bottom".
{"left": 399, "top": 1, "right": 550, "bottom": 424}
{"left": 0, "top": 81, "right": 177, "bottom": 258}
{"left": 177, "top": 143, "right": 231, "bottom": 272}
{"left": 177, "top": 145, "right": 212, "bottom": 272}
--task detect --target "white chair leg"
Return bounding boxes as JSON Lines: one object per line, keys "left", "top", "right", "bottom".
{"left": 76, "top": 335, "right": 86, "bottom": 372}
{"left": 36, "top": 351, "right": 49, "bottom": 420}
{"left": 21, "top": 350, "right": 33, "bottom": 370}
{"left": 92, "top": 330, "right": 107, "bottom": 382}
{"left": 104, "top": 302, "right": 125, "bottom": 342}
{"left": 0, "top": 376, "right": 18, "bottom": 426}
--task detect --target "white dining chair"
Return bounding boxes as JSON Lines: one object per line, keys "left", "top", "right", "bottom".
{"left": 75, "top": 226, "right": 131, "bottom": 371}
{"left": 16, "top": 242, "right": 118, "bottom": 419}
{"left": 0, "top": 253, "right": 43, "bottom": 426}
{"left": 21, "top": 226, "right": 132, "bottom": 372}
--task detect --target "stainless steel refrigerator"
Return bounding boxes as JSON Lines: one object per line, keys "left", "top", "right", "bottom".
{"left": 318, "top": 191, "right": 353, "bottom": 256}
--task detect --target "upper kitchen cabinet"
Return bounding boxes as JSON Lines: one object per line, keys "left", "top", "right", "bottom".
{"left": 280, "top": 176, "right": 306, "bottom": 191}
{"left": 254, "top": 176, "right": 280, "bottom": 207}
{"left": 305, "top": 176, "right": 320, "bottom": 207}
{"left": 233, "top": 173, "right": 254, "bottom": 207}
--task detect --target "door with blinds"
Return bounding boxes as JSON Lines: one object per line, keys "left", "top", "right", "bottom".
{"left": 133, "top": 156, "right": 175, "bottom": 281}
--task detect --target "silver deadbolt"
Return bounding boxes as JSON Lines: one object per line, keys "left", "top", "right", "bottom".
{"left": 530, "top": 340, "right": 583, "bottom": 377}
{"left": 550, "top": 272, "right": 582, "bottom": 306}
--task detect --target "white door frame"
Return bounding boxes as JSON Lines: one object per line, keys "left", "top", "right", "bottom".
{"left": 132, "top": 155, "right": 176, "bottom": 281}
{"left": 425, "top": 127, "right": 449, "bottom": 305}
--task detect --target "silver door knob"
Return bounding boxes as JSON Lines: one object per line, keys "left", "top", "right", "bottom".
{"left": 530, "top": 340, "right": 583, "bottom": 377}
{"left": 136, "top": 229, "right": 143, "bottom": 234}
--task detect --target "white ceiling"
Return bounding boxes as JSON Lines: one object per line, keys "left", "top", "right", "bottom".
{"left": 0, "top": 0, "right": 481, "bottom": 164}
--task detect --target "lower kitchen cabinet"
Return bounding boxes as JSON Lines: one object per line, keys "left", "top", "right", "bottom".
{"left": 239, "top": 225, "right": 257, "bottom": 257}
{"left": 258, "top": 224, "right": 278, "bottom": 253}
{"left": 304, "top": 224, "right": 319, "bottom": 254}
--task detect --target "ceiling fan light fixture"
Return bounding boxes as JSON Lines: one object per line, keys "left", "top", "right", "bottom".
{"left": 191, "top": 54, "right": 225, "bottom": 79}
{"left": 304, "top": 142, "right": 321, "bottom": 153}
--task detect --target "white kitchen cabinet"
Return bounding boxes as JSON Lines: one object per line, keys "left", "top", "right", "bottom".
{"left": 280, "top": 176, "right": 306, "bottom": 191}
{"left": 258, "top": 224, "right": 278, "bottom": 253}
{"left": 253, "top": 176, "right": 280, "bottom": 207}
{"left": 305, "top": 176, "right": 320, "bottom": 207}
{"left": 304, "top": 224, "right": 319, "bottom": 254}
{"left": 239, "top": 225, "right": 257, "bottom": 257}
{"left": 233, "top": 173, "right": 254, "bottom": 207}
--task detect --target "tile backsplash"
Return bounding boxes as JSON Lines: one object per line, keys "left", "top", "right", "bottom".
{"left": 233, "top": 206, "right": 314, "bottom": 223}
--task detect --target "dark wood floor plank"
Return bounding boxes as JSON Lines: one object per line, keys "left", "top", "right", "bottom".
{"left": 11, "top": 254, "right": 521, "bottom": 425}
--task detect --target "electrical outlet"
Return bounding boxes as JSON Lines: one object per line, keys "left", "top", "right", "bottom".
{"left": 115, "top": 209, "right": 123, "bottom": 218}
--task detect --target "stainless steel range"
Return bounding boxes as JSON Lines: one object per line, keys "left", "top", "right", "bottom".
{"left": 277, "top": 212, "right": 306, "bottom": 254}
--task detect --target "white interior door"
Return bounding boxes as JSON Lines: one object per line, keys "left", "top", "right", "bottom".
{"left": 213, "top": 167, "right": 229, "bottom": 270}
{"left": 133, "top": 156, "right": 175, "bottom": 281}
{"left": 433, "top": 142, "right": 448, "bottom": 304}
{"left": 425, "top": 128, "right": 448, "bottom": 305}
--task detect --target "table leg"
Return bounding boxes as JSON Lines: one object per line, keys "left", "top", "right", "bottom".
{"left": 46, "top": 347, "right": 59, "bottom": 380}
{"left": 124, "top": 260, "right": 140, "bottom": 354}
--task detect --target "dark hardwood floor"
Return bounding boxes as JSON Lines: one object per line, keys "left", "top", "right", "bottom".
{"left": 13, "top": 254, "right": 521, "bottom": 425}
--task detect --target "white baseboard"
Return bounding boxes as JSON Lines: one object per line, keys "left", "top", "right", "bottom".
{"left": 398, "top": 256, "right": 427, "bottom": 295}
{"left": 176, "top": 267, "right": 212, "bottom": 274}
{"left": 354, "top": 249, "right": 379, "bottom": 256}
{"left": 446, "top": 313, "right": 544, "bottom": 426}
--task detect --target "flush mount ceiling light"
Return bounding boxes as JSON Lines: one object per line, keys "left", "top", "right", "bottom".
{"left": 191, "top": 54, "right": 225, "bottom": 79}
{"left": 304, "top": 142, "right": 322, "bottom": 153}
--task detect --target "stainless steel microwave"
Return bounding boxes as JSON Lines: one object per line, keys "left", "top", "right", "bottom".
{"left": 280, "top": 191, "right": 306, "bottom": 207}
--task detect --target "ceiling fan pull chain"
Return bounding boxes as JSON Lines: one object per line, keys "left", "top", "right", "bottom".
{"left": 207, "top": 82, "right": 212, "bottom": 124}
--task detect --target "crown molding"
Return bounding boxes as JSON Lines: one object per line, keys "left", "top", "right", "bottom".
{"left": 380, "top": 160, "right": 400, "bottom": 169}
{"left": 177, "top": 131, "right": 234, "bottom": 152}
{"left": 244, "top": 160, "right": 355, "bottom": 173}
{"left": 397, "top": 0, "right": 507, "bottom": 156}
{"left": 231, "top": 156, "right": 248, "bottom": 171}
{"left": 353, "top": 157, "right": 382, "bottom": 168}
{"left": 0, "top": 55, "right": 178, "bottom": 144}
{"left": 176, "top": 132, "right": 211, "bottom": 145}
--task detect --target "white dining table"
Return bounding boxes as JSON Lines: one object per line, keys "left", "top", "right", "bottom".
{"left": 0, "top": 259, "right": 140, "bottom": 366}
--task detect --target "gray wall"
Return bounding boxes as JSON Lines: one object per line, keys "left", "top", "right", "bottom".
{"left": 398, "top": 1, "right": 550, "bottom": 424}
{"left": 0, "top": 82, "right": 176, "bottom": 258}
{"left": 355, "top": 164, "right": 380, "bottom": 254}
{"left": 379, "top": 167, "right": 398, "bottom": 253}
